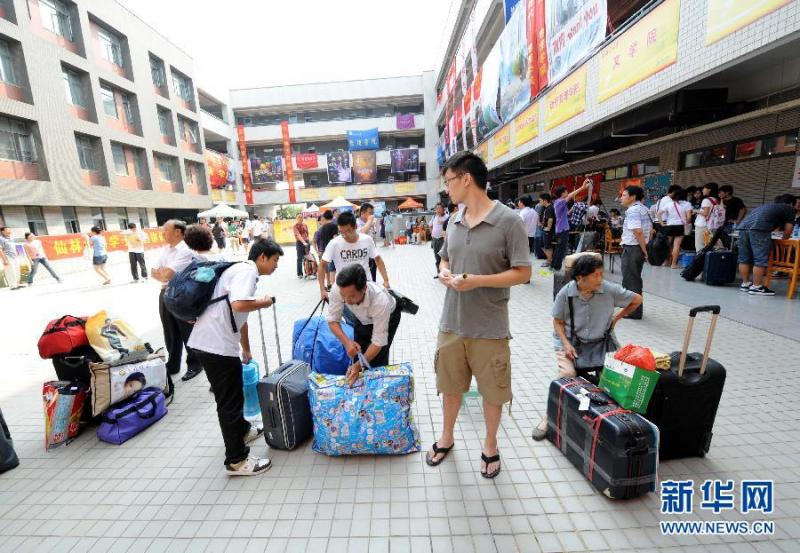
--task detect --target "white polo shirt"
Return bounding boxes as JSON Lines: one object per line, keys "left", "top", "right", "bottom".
{"left": 155, "top": 241, "right": 196, "bottom": 287}
{"left": 327, "top": 281, "right": 396, "bottom": 346}
{"left": 187, "top": 261, "right": 258, "bottom": 357}
{"left": 621, "top": 202, "right": 653, "bottom": 246}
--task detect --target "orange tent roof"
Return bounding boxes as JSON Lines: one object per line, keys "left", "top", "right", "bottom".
{"left": 398, "top": 197, "right": 424, "bottom": 210}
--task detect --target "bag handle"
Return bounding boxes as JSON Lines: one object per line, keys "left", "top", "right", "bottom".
{"left": 136, "top": 396, "right": 159, "bottom": 420}
{"left": 678, "top": 305, "right": 721, "bottom": 376}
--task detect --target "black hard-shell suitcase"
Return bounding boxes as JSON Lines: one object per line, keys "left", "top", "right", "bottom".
{"left": 681, "top": 228, "right": 726, "bottom": 281}
{"left": 703, "top": 250, "right": 736, "bottom": 286}
{"left": 0, "top": 407, "right": 19, "bottom": 474}
{"left": 644, "top": 305, "right": 726, "bottom": 460}
{"left": 546, "top": 377, "right": 659, "bottom": 499}
{"left": 254, "top": 300, "right": 313, "bottom": 450}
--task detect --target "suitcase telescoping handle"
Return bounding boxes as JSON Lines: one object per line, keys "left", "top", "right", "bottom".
{"left": 272, "top": 297, "right": 282, "bottom": 366}
{"left": 679, "top": 305, "right": 721, "bottom": 377}
{"left": 256, "top": 297, "right": 278, "bottom": 376}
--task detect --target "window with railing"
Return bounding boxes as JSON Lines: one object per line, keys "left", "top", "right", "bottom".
{"left": 75, "top": 134, "right": 97, "bottom": 170}
{"left": 172, "top": 72, "right": 192, "bottom": 103}
{"left": 116, "top": 207, "right": 128, "bottom": 230}
{"left": 150, "top": 55, "right": 166, "bottom": 88}
{"left": 39, "top": 0, "right": 73, "bottom": 41}
{"left": 138, "top": 208, "right": 149, "bottom": 229}
{"left": 157, "top": 155, "right": 174, "bottom": 182}
{"left": 91, "top": 207, "right": 105, "bottom": 230}
{"left": 62, "top": 68, "right": 85, "bottom": 107}
{"left": 0, "top": 39, "right": 17, "bottom": 85}
{"left": 62, "top": 206, "right": 80, "bottom": 233}
{"left": 179, "top": 117, "right": 198, "bottom": 144}
{"left": 120, "top": 93, "right": 135, "bottom": 126}
{"left": 0, "top": 116, "right": 36, "bottom": 162}
{"left": 26, "top": 205, "right": 48, "bottom": 235}
{"left": 97, "top": 27, "right": 123, "bottom": 67}
{"left": 100, "top": 85, "right": 116, "bottom": 117}
{"left": 111, "top": 143, "right": 127, "bottom": 175}
{"left": 133, "top": 149, "right": 147, "bottom": 179}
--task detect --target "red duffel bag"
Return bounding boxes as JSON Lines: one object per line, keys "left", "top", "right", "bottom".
{"left": 38, "top": 316, "right": 90, "bottom": 359}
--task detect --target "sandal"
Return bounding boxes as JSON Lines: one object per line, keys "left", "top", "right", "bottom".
{"left": 481, "top": 452, "right": 501, "bottom": 479}
{"left": 425, "top": 441, "right": 455, "bottom": 467}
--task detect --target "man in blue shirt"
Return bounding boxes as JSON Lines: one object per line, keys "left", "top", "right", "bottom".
{"left": 551, "top": 181, "right": 591, "bottom": 271}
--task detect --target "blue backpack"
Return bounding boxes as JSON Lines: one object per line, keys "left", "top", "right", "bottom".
{"left": 164, "top": 260, "right": 240, "bottom": 332}
{"left": 292, "top": 299, "right": 353, "bottom": 375}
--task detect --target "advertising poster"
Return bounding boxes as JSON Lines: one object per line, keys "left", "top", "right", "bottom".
{"left": 492, "top": 126, "right": 511, "bottom": 159}
{"left": 326, "top": 151, "right": 352, "bottom": 184}
{"left": 706, "top": 0, "right": 791, "bottom": 44}
{"left": 236, "top": 124, "right": 252, "bottom": 204}
{"left": 546, "top": 0, "right": 607, "bottom": 85}
{"left": 205, "top": 150, "right": 229, "bottom": 189}
{"left": 396, "top": 113, "right": 416, "bottom": 129}
{"left": 475, "top": 140, "right": 489, "bottom": 164}
{"left": 544, "top": 64, "right": 587, "bottom": 131}
{"left": 643, "top": 171, "right": 673, "bottom": 207}
{"left": 390, "top": 148, "right": 420, "bottom": 173}
{"left": 498, "top": 0, "right": 531, "bottom": 122}
{"left": 791, "top": 145, "right": 800, "bottom": 188}
{"left": 249, "top": 155, "right": 283, "bottom": 185}
{"left": 478, "top": 44, "right": 503, "bottom": 136}
{"left": 347, "top": 128, "right": 380, "bottom": 150}
{"left": 597, "top": 0, "right": 680, "bottom": 102}
{"left": 296, "top": 153, "right": 319, "bottom": 170}
{"left": 352, "top": 150, "right": 377, "bottom": 184}
{"left": 512, "top": 101, "right": 539, "bottom": 147}
{"left": 528, "top": 0, "right": 549, "bottom": 95}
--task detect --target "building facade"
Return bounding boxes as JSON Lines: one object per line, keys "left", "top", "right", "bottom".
{"left": 0, "top": 0, "right": 212, "bottom": 236}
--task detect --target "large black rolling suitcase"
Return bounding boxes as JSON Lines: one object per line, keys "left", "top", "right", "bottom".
{"left": 644, "top": 305, "right": 726, "bottom": 460}
{"left": 703, "top": 250, "right": 737, "bottom": 286}
{"left": 681, "top": 228, "right": 727, "bottom": 281}
{"left": 545, "top": 377, "right": 659, "bottom": 499}
{"left": 255, "top": 300, "right": 313, "bottom": 451}
{"left": 51, "top": 346, "right": 102, "bottom": 424}
{"left": 0, "top": 407, "right": 19, "bottom": 474}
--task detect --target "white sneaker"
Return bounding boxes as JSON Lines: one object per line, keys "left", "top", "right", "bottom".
{"left": 226, "top": 455, "right": 271, "bottom": 476}
{"left": 244, "top": 426, "right": 264, "bottom": 444}
{"left": 739, "top": 281, "right": 752, "bottom": 292}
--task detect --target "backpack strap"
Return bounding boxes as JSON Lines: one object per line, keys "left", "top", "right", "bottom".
{"left": 206, "top": 294, "right": 237, "bottom": 333}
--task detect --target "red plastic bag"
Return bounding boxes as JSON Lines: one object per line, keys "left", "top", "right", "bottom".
{"left": 614, "top": 344, "right": 657, "bottom": 371}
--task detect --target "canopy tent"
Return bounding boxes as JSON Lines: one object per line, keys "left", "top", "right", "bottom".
{"left": 197, "top": 203, "right": 249, "bottom": 219}
{"left": 321, "top": 196, "right": 357, "bottom": 210}
{"left": 302, "top": 203, "right": 321, "bottom": 215}
{"left": 397, "top": 197, "right": 424, "bottom": 210}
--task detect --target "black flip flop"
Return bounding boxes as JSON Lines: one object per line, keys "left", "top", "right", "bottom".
{"left": 481, "top": 452, "right": 501, "bottom": 479}
{"left": 425, "top": 441, "right": 455, "bottom": 467}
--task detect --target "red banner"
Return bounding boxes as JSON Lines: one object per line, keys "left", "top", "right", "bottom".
{"left": 296, "top": 153, "right": 318, "bottom": 170}
{"left": 38, "top": 228, "right": 167, "bottom": 261}
{"left": 237, "top": 125, "right": 253, "bottom": 205}
{"left": 551, "top": 173, "right": 602, "bottom": 202}
{"left": 528, "top": 0, "right": 549, "bottom": 95}
{"left": 281, "top": 121, "right": 296, "bottom": 203}
{"left": 454, "top": 105, "right": 463, "bottom": 135}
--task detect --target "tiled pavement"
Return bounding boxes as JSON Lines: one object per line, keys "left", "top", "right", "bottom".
{"left": 1, "top": 243, "right": 798, "bottom": 553}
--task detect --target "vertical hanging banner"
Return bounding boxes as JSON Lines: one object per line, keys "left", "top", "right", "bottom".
{"left": 352, "top": 151, "right": 377, "bottom": 184}
{"left": 478, "top": 43, "right": 502, "bottom": 136}
{"left": 498, "top": 0, "right": 531, "bottom": 122}
{"left": 396, "top": 113, "right": 416, "bottom": 130}
{"left": 280, "top": 121, "right": 296, "bottom": 203}
{"left": 546, "top": 0, "right": 607, "bottom": 85}
{"left": 327, "top": 151, "right": 352, "bottom": 184}
{"left": 390, "top": 149, "right": 420, "bottom": 173}
{"left": 528, "top": 0, "right": 549, "bottom": 95}
{"left": 597, "top": 0, "right": 680, "bottom": 102}
{"left": 791, "top": 144, "right": 800, "bottom": 188}
{"left": 236, "top": 125, "right": 253, "bottom": 205}
{"left": 469, "top": 13, "right": 481, "bottom": 147}
{"left": 205, "top": 150, "right": 229, "bottom": 189}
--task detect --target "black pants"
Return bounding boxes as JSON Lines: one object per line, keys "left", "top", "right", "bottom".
{"left": 296, "top": 241, "right": 306, "bottom": 276}
{"left": 190, "top": 349, "right": 251, "bottom": 466}
{"left": 129, "top": 252, "right": 147, "bottom": 281}
{"left": 622, "top": 245, "right": 645, "bottom": 319}
{"left": 353, "top": 307, "right": 401, "bottom": 368}
{"left": 369, "top": 258, "right": 377, "bottom": 282}
{"left": 551, "top": 231, "right": 570, "bottom": 271}
{"left": 214, "top": 236, "right": 225, "bottom": 250}
{"left": 432, "top": 237, "right": 445, "bottom": 273}
{"left": 533, "top": 235, "right": 546, "bottom": 259}
{"left": 158, "top": 289, "right": 201, "bottom": 375}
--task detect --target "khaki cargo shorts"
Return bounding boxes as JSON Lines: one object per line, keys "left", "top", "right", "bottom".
{"left": 434, "top": 331, "right": 512, "bottom": 405}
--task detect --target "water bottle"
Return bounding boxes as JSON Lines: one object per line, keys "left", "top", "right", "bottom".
{"left": 242, "top": 360, "right": 261, "bottom": 421}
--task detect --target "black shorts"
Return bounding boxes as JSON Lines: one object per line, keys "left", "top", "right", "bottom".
{"left": 543, "top": 232, "right": 555, "bottom": 247}
{"left": 664, "top": 224, "right": 684, "bottom": 237}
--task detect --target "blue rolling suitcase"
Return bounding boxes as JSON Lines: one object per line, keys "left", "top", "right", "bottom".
{"left": 703, "top": 250, "right": 736, "bottom": 286}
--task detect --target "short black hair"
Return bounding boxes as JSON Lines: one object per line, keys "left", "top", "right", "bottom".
{"left": 360, "top": 203, "right": 374, "bottom": 214}
{"left": 440, "top": 151, "right": 488, "bottom": 189}
{"left": 337, "top": 211, "right": 357, "bottom": 228}
{"left": 447, "top": 202, "right": 458, "bottom": 212}
{"left": 686, "top": 185, "right": 698, "bottom": 195}
{"left": 0, "top": 226, "right": 7, "bottom": 232}
{"left": 128, "top": 222, "right": 137, "bottom": 230}
{"left": 774, "top": 194, "right": 796, "bottom": 205}
{"left": 539, "top": 193, "right": 551, "bottom": 202}
{"left": 675, "top": 188, "right": 688, "bottom": 202}
{"left": 322, "top": 210, "right": 334, "bottom": 221}
{"left": 124, "top": 372, "right": 146, "bottom": 386}
{"left": 336, "top": 263, "right": 367, "bottom": 291}
{"left": 553, "top": 186, "right": 567, "bottom": 198}
{"left": 90, "top": 226, "right": 102, "bottom": 234}
{"left": 667, "top": 185, "right": 682, "bottom": 195}
{"left": 572, "top": 255, "right": 604, "bottom": 281}
{"left": 624, "top": 185, "right": 644, "bottom": 201}
{"left": 24, "top": 232, "right": 32, "bottom": 239}
{"left": 518, "top": 195, "right": 533, "bottom": 208}
{"left": 248, "top": 238, "right": 284, "bottom": 261}
{"left": 166, "top": 219, "right": 187, "bottom": 234}
{"left": 184, "top": 224, "right": 213, "bottom": 251}
{"left": 703, "top": 182, "right": 719, "bottom": 197}
{"left": 610, "top": 208, "right": 621, "bottom": 215}
{"left": 719, "top": 185, "right": 734, "bottom": 195}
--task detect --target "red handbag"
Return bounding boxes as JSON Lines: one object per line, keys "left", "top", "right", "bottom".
{"left": 38, "top": 316, "right": 90, "bottom": 359}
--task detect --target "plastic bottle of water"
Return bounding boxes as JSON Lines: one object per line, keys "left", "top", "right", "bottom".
{"left": 242, "top": 360, "right": 261, "bottom": 421}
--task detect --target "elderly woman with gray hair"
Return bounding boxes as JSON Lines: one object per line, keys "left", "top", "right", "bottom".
{"left": 532, "top": 254, "right": 642, "bottom": 441}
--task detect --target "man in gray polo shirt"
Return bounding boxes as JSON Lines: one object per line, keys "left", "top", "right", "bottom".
{"left": 425, "top": 151, "right": 531, "bottom": 479}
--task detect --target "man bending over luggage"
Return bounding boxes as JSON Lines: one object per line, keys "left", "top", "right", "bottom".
{"left": 327, "top": 264, "right": 401, "bottom": 386}
{"left": 187, "top": 238, "right": 283, "bottom": 476}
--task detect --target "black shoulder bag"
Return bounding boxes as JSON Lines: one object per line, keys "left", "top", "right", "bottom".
{"left": 567, "top": 296, "right": 618, "bottom": 369}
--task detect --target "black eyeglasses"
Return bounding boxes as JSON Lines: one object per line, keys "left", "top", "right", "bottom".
{"left": 442, "top": 174, "right": 462, "bottom": 187}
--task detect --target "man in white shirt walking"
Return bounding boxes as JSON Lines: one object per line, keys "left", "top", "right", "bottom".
{"left": 125, "top": 222, "right": 149, "bottom": 283}
{"left": 517, "top": 195, "right": 539, "bottom": 258}
{"left": 429, "top": 203, "right": 449, "bottom": 278}
{"left": 619, "top": 186, "right": 652, "bottom": 320}
{"left": 327, "top": 264, "right": 402, "bottom": 385}
{"left": 187, "top": 238, "right": 283, "bottom": 476}
{"left": 151, "top": 219, "right": 203, "bottom": 381}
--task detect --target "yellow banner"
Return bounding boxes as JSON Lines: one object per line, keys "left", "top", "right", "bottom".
{"left": 327, "top": 186, "right": 346, "bottom": 199}
{"left": 491, "top": 126, "right": 511, "bottom": 159}
{"left": 300, "top": 188, "right": 321, "bottom": 202}
{"left": 224, "top": 190, "right": 236, "bottom": 203}
{"left": 273, "top": 219, "right": 319, "bottom": 245}
{"left": 211, "top": 189, "right": 222, "bottom": 202}
{"left": 512, "top": 102, "right": 539, "bottom": 147}
{"left": 544, "top": 65, "right": 587, "bottom": 131}
{"left": 598, "top": 0, "right": 680, "bottom": 102}
{"left": 706, "top": 0, "right": 790, "bottom": 44}
{"left": 358, "top": 185, "right": 378, "bottom": 198}
{"left": 475, "top": 141, "right": 489, "bottom": 164}
{"left": 395, "top": 182, "right": 416, "bottom": 195}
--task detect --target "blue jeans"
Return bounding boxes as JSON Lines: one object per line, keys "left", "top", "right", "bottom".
{"left": 736, "top": 230, "right": 771, "bottom": 268}
{"left": 28, "top": 257, "right": 60, "bottom": 284}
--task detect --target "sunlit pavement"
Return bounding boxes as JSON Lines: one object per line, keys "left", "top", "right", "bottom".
{"left": 1, "top": 243, "right": 797, "bottom": 553}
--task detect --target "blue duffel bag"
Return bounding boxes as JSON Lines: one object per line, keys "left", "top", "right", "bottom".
{"left": 308, "top": 354, "right": 421, "bottom": 456}
{"left": 292, "top": 299, "right": 353, "bottom": 375}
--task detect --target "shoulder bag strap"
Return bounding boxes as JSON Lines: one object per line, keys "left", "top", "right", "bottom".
{"left": 567, "top": 296, "right": 576, "bottom": 341}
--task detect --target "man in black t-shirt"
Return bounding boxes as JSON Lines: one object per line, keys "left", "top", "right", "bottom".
{"left": 318, "top": 210, "right": 339, "bottom": 290}
{"left": 719, "top": 185, "right": 747, "bottom": 232}
{"left": 539, "top": 193, "right": 555, "bottom": 267}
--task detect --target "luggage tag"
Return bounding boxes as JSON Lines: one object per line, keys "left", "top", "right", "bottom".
{"left": 577, "top": 389, "right": 591, "bottom": 412}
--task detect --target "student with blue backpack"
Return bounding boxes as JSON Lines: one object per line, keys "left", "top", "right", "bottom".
{"left": 185, "top": 238, "right": 283, "bottom": 476}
